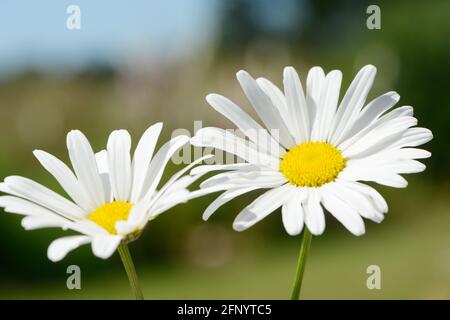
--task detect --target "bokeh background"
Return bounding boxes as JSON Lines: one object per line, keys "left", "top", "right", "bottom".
{"left": 0, "top": 0, "right": 449, "bottom": 299}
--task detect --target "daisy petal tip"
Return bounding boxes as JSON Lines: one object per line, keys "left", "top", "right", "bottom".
{"left": 354, "top": 230, "right": 365, "bottom": 237}
{"left": 47, "top": 252, "right": 61, "bottom": 263}
{"left": 308, "top": 66, "right": 325, "bottom": 75}
{"left": 417, "top": 163, "right": 427, "bottom": 172}
{"left": 283, "top": 65, "right": 296, "bottom": 75}
{"left": 374, "top": 216, "right": 385, "bottom": 224}
{"left": 47, "top": 241, "right": 66, "bottom": 262}
{"left": 236, "top": 69, "right": 251, "bottom": 81}
{"left": 354, "top": 223, "right": 366, "bottom": 236}
{"left": 363, "top": 64, "right": 377, "bottom": 72}
{"left": 232, "top": 215, "right": 251, "bottom": 231}
{"left": 310, "top": 229, "right": 324, "bottom": 236}
{"left": 67, "top": 129, "right": 82, "bottom": 138}
{"left": 327, "top": 69, "right": 343, "bottom": 80}
{"left": 232, "top": 223, "right": 246, "bottom": 232}
{"left": 205, "top": 93, "right": 219, "bottom": 103}
{"left": 20, "top": 219, "right": 31, "bottom": 230}
{"left": 32, "top": 149, "right": 45, "bottom": 161}
{"left": 285, "top": 228, "right": 302, "bottom": 237}
{"left": 47, "top": 243, "right": 65, "bottom": 263}
{"left": 391, "top": 91, "right": 400, "bottom": 100}
{"left": 92, "top": 236, "right": 121, "bottom": 260}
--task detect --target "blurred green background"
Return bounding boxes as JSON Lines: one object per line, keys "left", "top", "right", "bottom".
{"left": 0, "top": 0, "right": 449, "bottom": 299}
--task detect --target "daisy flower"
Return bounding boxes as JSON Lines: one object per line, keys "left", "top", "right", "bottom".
{"left": 190, "top": 65, "right": 432, "bottom": 298}
{"left": 0, "top": 123, "right": 209, "bottom": 299}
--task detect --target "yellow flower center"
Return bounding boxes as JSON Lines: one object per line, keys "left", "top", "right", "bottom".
{"left": 280, "top": 142, "right": 346, "bottom": 187}
{"left": 88, "top": 201, "right": 133, "bottom": 235}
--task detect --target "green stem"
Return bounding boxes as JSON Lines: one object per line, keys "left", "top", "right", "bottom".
{"left": 118, "top": 243, "right": 144, "bottom": 300}
{"left": 290, "top": 228, "right": 312, "bottom": 300}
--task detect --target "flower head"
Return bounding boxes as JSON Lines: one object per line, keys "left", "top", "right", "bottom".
{"left": 0, "top": 123, "right": 208, "bottom": 261}
{"left": 191, "top": 65, "right": 433, "bottom": 236}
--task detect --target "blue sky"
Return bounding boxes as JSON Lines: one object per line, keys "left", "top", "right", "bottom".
{"left": 0, "top": 0, "right": 220, "bottom": 77}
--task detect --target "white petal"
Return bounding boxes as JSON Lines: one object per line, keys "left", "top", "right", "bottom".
{"left": 98, "top": 172, "right": 112, "bottom": 203}
{"left": 95, "top": 150, "right": 109, "bottom": 174}
{"left": 149, "top": 188, "right": 190, "bottom": 217}
{"left": 91, "top": 235, "right": 122, "bottom": 259}
{"left": 342, "top": 181, "right": 388, "bottom": 213}
{"left": 256, "top": 77, "right": 294, "bottom": 135}
{"left": 130, "top": 123, "right": 163, "bottom": 203}
{"left": 381, "top": 160, "right": 426, "bottom": 174}
{"left": 191, "top": 127, "right": 279, "bottom": 169}
{"left": 303, "top": 188, "right": 325, "bottom": 235}
{"left": 21, "top": 216, "right": 67, "bottom": 230}
{"left": 339, "top": 166, "right": 408, "bottom": 188}
{"left": 190, "top": 163, "right": 255, "bottom": 176}
{"left": 47, "top": 235, "right": 91, "bottom": 262}
{"left": 389, "top": 127, "right": 433, "bottom": 149}
{"left": 233, "top": 184, "right": 294, "bottom": 231}
{"left": 0, "top": 195, "right": 70, "bottom": 220}
{"left": 95, "top": 151, "right": 112, "bottom": 202}
{"left": 283, "top": 66, "right": 310, "bottom": 143}
{"left": 115, "top": 200, "right": 148, "bottom": 235}
{"left": 68, "top": 219, "right": 108, "bottom": 236}
{"left": 330, "top": 65, "right": 377, "bottom": 144}
{"left": 66, "top": 130, "right": 105, "bottom": 207}
{"left": 237, "top": 70, "right": 296, "bottom": 148}
{"left": 203, "top": 186, "right": 262, "bottom": 221}
{"left": 206, "top": 94, "right": 283, "bottom": 157}
{"left": 0, "top": 176, "right": 84, "bottom": 220}
{"left": 342, "top": 116, "right": 417, "bottom": 159}
{"left": 348, "top": 147, "right": 430, "bottom": 167}
{"left": 390, "top": 148, "right": 431, "bottom": 159}
{"left": 154, "top": 173, "right": 205, "bottom": 210}
{"left": 33, "top": 150, "right": 94, "bottom": 212}
{"left": 125, "top": 200, "right": 149, "bottom": 228}
{"left": 107, "top": 130, "right": 132, "bottom": 201}
{"left": 306, "top": 66, "right": 326, "bottom": 112}
{"left": 321, "top": 187, "right": 366, "bottom": 236}
{"left": 348, "top": 156, "right": 426, "bottom": 175}
{"left": 338, "top": 105, "right": 412, "bottom": 152}
{"left": 311, "top": 70, "right": 342, "bottom": 141}
{"left": 200, "top": 170, "right": 286, "bottom": 190}
{"left": 329, "top": 182, "right": 384, "bottom": 223}
{"left": 344, "top": 91, "right": 400, "bottom": 140}
{"left": 141, "top": 135, "right": 190, "bottom": 200}
{"left": 281, "top": 194, "right": 304, "bottom": 236}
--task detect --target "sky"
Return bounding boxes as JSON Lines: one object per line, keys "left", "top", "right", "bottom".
{"left": 0, "top": 0, "right": 220, "bottom": 77}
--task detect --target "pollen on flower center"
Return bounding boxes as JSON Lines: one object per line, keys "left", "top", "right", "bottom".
{"left": 280, "top": 142, "right": 346, "bottom": 187}
{"left": 88, "top": 201, "right": 133, "bottom": 235}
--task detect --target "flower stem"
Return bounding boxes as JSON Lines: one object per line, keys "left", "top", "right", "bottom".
{"left": 118, "top": 243, "right": 144, "bottom": 300}
{"left": 290, "top": 228, "right": 312, "bottom": 300}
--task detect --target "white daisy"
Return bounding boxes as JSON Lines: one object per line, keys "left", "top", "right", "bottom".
{"left": 191, "top": 65, "right": 433, "bottom": 236}
{"left": 0, "top": 123, "right": 209, "bottom": 261}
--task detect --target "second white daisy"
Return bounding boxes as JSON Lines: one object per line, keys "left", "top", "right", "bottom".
{"left": 191, "top": 65, "right": 433, "bottom": 236}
